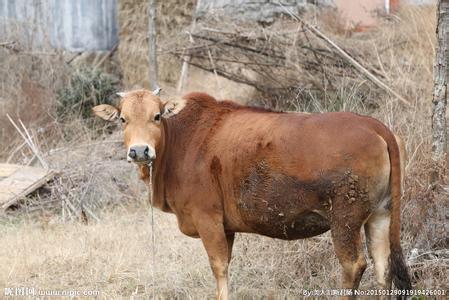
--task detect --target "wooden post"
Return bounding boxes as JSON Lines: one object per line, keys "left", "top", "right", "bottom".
{"left": 148, "top": 0, "right": 158, "bottom": 90}
{"left": 177, "top": 4, "right": 199, "bottom": 94}
{"left": 431, "top": 0, "right": 449, "bottom": 183}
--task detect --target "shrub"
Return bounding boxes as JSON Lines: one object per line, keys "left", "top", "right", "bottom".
{"left": 56, "top": 67, "right": 119, "bottom": 121}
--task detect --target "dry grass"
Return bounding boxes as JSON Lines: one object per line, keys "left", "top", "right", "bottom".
{"left": 0, "top": 202, "right": 446, "bottom": 298}
{"left": 1, "top": 4, "right": 448, "bottom": 299}
{"left": 0, "top": 207, "right": 385, "bottom": 298}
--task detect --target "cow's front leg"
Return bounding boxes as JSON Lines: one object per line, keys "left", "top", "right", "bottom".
{"left": 195, "top": 216, "right": 231, "bottom": 300}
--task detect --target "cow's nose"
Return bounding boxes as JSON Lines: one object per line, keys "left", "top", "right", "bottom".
{"left": 128, "top": 145, "right": 155, "bottom": 162}
{"left": 128, "top": 149, "right": 137, "bottom": 159}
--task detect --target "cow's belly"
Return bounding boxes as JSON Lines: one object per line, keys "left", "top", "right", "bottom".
{"left": 244, "top": 211, "right": 330, "bottom": 240}
{"left": 235, "top": 161, "right": 332, "bottom": 240}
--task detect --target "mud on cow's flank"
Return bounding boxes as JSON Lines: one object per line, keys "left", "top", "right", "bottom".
{"left": 238, "top": 160, "right": 332, "bottom": 239}
{"left": 238, "top": 163, "right": 372, "bottom": 240}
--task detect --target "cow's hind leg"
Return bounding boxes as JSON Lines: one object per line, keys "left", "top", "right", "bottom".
{"left": 364, "top": 210, "right": 392, "bottom": 290}
{"left": 331, "top": 224, "right": 367, "bottom": 297}
{"left": 194, "top": 214, "right": 232, "bottom": 300}
{"left": 330, "top": 195, "right": 369, "bottom": 298}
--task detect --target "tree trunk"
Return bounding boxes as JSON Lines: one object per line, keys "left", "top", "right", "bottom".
{"left": 431, "top": 0, "right": 449, "bottom": 182}
{"left": 148, "top": 0, "right": 158, "bottom": 90}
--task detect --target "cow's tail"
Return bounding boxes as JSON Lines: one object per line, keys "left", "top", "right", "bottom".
{"left": 374, "top": 122, "right": 412, "bottom": 293}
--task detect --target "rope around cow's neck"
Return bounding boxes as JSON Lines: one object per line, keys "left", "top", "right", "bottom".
{"left": 148, "top": 163, "right": 156, "bottom": 298}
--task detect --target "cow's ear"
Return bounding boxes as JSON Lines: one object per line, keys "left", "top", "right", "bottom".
{"left": 161, "top": 98, "right": 186, "bottom": 119}
{"left": 92, "top": 104, "right": 120, "bottom": 122}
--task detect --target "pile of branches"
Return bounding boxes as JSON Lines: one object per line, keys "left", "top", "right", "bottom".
{"left": 4, "top": 113, "right": 140, "bottom": 223}
{"left": 164, "top": 15, "right": 388, "bottom": 109}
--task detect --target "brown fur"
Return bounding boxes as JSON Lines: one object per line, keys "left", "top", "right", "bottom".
{"left": 93, "top": 90, "right": 411, "bottom": 299}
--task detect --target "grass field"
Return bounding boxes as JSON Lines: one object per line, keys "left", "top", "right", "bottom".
{"left": 0, "top": 205, "right": 386, "bottom": 298}
{"left": 0, "top": 203, "right": 334, "bottom": 298}
{"left": 0, "top": 189, "right": 447, "bottom": 298}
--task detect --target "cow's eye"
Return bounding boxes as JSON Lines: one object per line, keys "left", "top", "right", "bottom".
{"left": 120, "top": 117, "right": 126, "bottom": 123}
{"left": 154, "top": 113, "right": 161, "bottom": 122}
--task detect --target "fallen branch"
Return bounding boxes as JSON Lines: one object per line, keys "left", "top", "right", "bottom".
{"left": 93, "top": 43, "right": 119, "bottom": 70}
{"left": 66, "top": 52, "right": 82, "bottom": 65}
{"left": 191, "top": 33, "right": 287, "bottom": 60}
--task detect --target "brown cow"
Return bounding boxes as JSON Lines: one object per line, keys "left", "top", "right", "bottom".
{"left": 93, "top": 89, "right": 411, "bottom": 299}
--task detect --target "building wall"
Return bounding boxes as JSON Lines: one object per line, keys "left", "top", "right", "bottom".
{"left": 196, "top": 0, "right": 334, "bottom": 22}
{"left": 334, "top": 0, "right": 385, "bottom": 28}
{"left": 51, "top": 0, "right": 117, "bottom": 51}
{"left": 0, "top": 0, "right": 117, "bottom": 51}
{"left": 0, "top": 0, "right": 52, "bottom": 49}
{"left": 195, "top": 0, "right": 436, "bottom": 27}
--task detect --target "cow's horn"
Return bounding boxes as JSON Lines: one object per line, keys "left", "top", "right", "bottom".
{"left": 116, "top": 92, "right": 129, "bottom": 97}
{"left": 152, "top": 87, "right": 161, "bottom": 96}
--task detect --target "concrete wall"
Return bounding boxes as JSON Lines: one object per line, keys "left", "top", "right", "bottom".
{"left": 51, "top": 0, "right": 117, "bottom": 51}
{"left": 0, "top": 0, "right": 117, "bottom": 51}
{"left": 196, "top": 0, "right": 334, "bottom": 22}
{"left": 195, "top": 0, "right": 435, "bottom": 23}
{"left": 0, "top": 0, "right": 52, "bottom": 49}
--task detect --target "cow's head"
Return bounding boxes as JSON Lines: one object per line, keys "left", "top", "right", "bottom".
{"left": 92, "top": 88, "right": 185, "bottom": 164}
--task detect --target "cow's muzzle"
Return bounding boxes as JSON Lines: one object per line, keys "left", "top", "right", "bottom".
{"left": 127, "top": 144, "right": 156, "bottom": 163}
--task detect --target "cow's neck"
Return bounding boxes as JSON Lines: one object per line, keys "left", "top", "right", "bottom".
{"left": 136, "top": 117, "right": 172, "bottom": 211}
{"left": 147, "top": 98, "right": 224, "bottom": 212}
{"left": 147, "top": 103, "right": 198, "bottom": 212}
{"left": 148, "top": 119, "right": 169, "bottom": 211}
